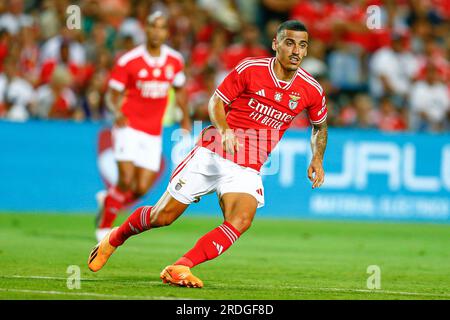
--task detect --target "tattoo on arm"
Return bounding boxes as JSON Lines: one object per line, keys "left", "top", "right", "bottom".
{"left": 311, "top": 121, "right": 328, "bottom": 161}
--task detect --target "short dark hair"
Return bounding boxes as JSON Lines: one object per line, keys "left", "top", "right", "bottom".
{"left": 276, "top": 20, "right": 308, "bottom": 40}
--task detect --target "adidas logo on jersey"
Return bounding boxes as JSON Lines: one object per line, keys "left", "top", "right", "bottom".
{"left": 212, "top": 241, "right": 223, "bottom": 255}
{"left": 138, "top": 69, "right": 149, "bottom": 78}
{"left": 256, "top": 89, "right": 265, "bottom": 97}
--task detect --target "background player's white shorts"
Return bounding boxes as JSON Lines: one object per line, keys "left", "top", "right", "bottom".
{"left": 168, "top": 146, "right": 265, "bottom": 208}
{"left": 112, "top": 126, "right": 162, "bottom": 172}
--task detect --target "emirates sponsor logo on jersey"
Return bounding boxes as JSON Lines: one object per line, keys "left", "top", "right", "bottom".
{"left": 136, "top": 80, "right": 170, "bottom": 98}
{"left": 248, "top": 98, "right": 294, "bottom": 130}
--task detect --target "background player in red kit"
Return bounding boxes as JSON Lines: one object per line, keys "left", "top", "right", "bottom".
{"left": 95, "top": 12, "right": 191, "bottom": 241}
{"left": 88, "top": 20, "right": 328, "bottom": 288}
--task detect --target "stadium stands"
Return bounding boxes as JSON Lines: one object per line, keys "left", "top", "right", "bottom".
{"left": 0, "top": 0, "right": 447, "bottom": 131}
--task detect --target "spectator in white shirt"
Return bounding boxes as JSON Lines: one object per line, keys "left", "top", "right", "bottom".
{"left": 0, "top": 56, "right": 34, "bottom": 121}
{"left": 31, "top": 66, "right": 76, "bottom": 119}
{"left": 409, "top": 63, "right": 449, "bottom": 132}
{"left": 39, "top": 28, "right": 86, "bottom": 66}
{"left": 369, "top": 33, "right": 419, "bottom": 104}
{"left": 0, "top": 0, "right": 33, "bottom": 36}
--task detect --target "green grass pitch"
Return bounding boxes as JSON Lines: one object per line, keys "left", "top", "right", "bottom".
{"left": 0, "top": 212, "right": 449, "bottom": 300}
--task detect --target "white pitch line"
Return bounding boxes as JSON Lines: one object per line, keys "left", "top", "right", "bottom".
{"left": 0, "top": 288, "right": 193, "bottom": 300}
{"left": 3, "top": 275, "right": 450, "bottom": 298}
{"left": 276, "top": 286, "right": 450, "bottom": 298}
{"left": 0, "top": 275, "right": 160, "bottom": 284}
{"left": 210, "top": 283, "right": 450, "bottom": 298}
{"left": 3, "top": 275, "right": 98, "bottom": 281}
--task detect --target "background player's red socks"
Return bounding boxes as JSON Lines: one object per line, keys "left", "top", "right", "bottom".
{"left": 98, "top": 186, "right": 134, "bottom": 228}
{"left": 109, "top": 206, "right": 152, "bottom": 247}
{"left": 175, "top": 221, "right": 241, "bottom": 268}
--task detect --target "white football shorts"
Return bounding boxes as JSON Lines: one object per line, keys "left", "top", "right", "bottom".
{"left": 168, "top": 146, "right": 265, "bottom": 208}
{"left": 112, "top": 126, "right": 162, "bottom": 172}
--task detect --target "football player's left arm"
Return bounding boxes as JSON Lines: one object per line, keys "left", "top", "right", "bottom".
{"left": 308, "top": 121, "right": 328, "bottom": 189}
{"left": 174, "top": 86, "right": 192, "bottom": 132}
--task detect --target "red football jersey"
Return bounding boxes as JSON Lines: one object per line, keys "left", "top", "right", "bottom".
{"left": 198, "top": 57, "right": 327, "bottom": 172}
{"left": 108, "top": 44, "right": 185, "bottom": 135}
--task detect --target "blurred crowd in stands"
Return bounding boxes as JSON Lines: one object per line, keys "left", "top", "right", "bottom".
{"left": 0, "top": 0, "right": 448, "bottom": 132}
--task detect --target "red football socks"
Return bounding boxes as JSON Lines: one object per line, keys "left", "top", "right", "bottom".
{"left": 109, "top": 206, "right": 152, "bottom": 247}
{"left": 98, "top": 186, "right": 134, "bottom": 229}
{"left": 175, "top": 221, "right": 241, "bottom": 268}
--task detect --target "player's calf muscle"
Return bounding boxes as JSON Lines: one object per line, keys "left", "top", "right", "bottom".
{"left": 150, "top": 211, "right": 177, "bottom": 228}
{"left": 221, "top": 193, "right": 257, "bottom": 233}
{"left": 150, "top": 193, "right": 188, "bottom": 228}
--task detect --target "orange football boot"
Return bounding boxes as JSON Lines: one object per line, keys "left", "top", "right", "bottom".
{"left": 160, "top": 265, "right": 204, "bottom": 288}
{"left": 88, "top": 227, "right": 118, "bottom": 272}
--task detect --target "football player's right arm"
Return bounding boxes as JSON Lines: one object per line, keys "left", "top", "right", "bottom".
{"left": 106, "top": 88, "right": 127, "bottom": 127}
{"left": 208, "top": 94, "right": 241, "bottom": 155}
{"left": 308, "top": 120, "right": 327, "bottom": 189}
{"left": 209, "top": 65, "right": 247, "bottom": 155}
{"left": 306, "top": 89, "right": 328, "bottom": 189}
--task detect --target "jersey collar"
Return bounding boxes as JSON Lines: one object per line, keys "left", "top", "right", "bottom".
{"left": 268, "top": 57, "right": 298, "bottom": 91}
{"left": 141, "top": 44, "right": 168, "bottom": 68}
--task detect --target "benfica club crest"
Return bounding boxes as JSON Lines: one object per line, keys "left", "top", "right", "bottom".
{"left": 289, "top": 94, "right": 301, "bottom": 110}
{"left": 175, "top": 179, "right": 186, "bottom": 191}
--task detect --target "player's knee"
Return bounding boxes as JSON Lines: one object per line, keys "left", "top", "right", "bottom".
{"left": 227, "top": 215, "right": 253, "bottom": 234}
{"left": 134, "top": 184, "right": 149, "bottom": 198}
{"left": 117, "top": 176, "right": 134, "bottom": 191}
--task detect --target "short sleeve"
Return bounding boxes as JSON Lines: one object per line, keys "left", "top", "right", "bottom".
{"left": 108, "top": 61, "right": 129, "bottom": 92}
{"left": 172, "top": 71, "right": 186, "bottom": 87}
{"left": 171, "top": 54, "right": 186, "bottom": 88}
{"left": 307, "top": 90, "right": 327, "bottom": 125}
{"left": 215, "top": 67, "right": 247, "bottom": 105}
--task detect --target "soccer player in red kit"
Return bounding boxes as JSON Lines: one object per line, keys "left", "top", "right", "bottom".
{"left": 94, "top": 12, "right": 191, "bottom": 241}
{"left": 88, "top": 20, "right": 328, "bottom": 288}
